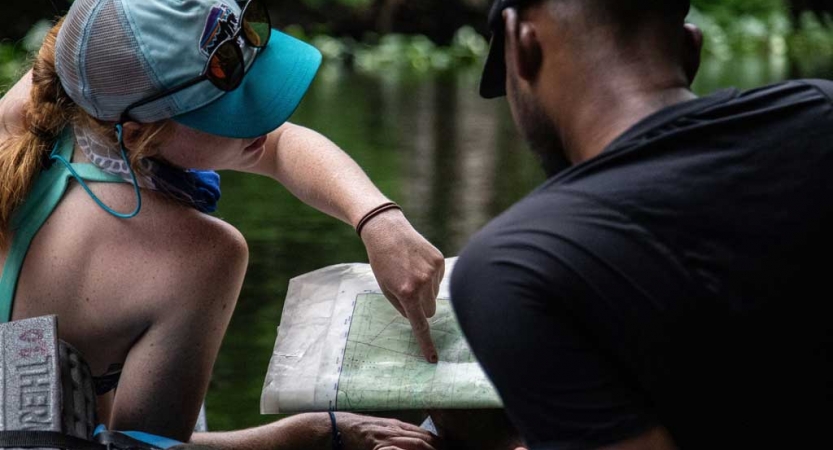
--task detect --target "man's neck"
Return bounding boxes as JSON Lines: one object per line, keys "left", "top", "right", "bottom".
{"left": 547, "top": 64, "right": 696, "bottom": 164}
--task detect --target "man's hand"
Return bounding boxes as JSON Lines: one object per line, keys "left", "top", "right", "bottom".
{"left": 338, "top": 412, "right": 442, "bottom": 450}
{"left": 360, "top": 208, "right": 445, "bottom": 363}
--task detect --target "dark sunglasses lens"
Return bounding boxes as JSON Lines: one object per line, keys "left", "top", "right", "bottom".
{"left": 242, "top": 1, "right": 271, "bottom": 48}
{"left": 207, "top": 41, "right": 244, "bottom": 91}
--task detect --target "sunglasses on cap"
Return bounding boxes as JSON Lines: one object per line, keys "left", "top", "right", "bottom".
{"left": 120, "top": 0, "right": 272, "bottom": 124}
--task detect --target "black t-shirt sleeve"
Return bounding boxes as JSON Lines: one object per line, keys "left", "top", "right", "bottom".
{"left": 801, "top": 79, "right": 833, "bottom": 104}
{"left": 450, "top": 192, "right": 673, "bottom": 449}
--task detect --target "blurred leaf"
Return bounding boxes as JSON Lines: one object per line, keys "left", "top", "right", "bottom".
{"left": 0, "top": 43, "right": 26, "bottom": 95}
{"left": 23, "top": 20, "right": 52, "bottom": 53}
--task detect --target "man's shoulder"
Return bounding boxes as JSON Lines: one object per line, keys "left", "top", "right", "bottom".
{"left": 450, "top": 191, "right": 581, "bottom": 308}
{"left": 455, "top": 187, "right": 647, "bottom": 281}
{"left": 465, "top": 184, "right": 651, "bottom": 251}
{"left": 569, "top": 78, "right": 833, "bottom": 188}
{"left": 453, "top": 180, "right": 696, "bottom": 302}
{"left": 456, "top": 189, "right": 582, "bottom": 262}
{"left": 797, "top": 78, "right": 833, "bottom": 102}
{"left": 470, "top": 187, "right": 602, "bottom": 240}
{"left": 737, "top": 79, "right": 833, "bottom": 108}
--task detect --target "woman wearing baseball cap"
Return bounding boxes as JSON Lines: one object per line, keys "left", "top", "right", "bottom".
{"left": 0, "top": 0, "right": 442, "bottom": 448}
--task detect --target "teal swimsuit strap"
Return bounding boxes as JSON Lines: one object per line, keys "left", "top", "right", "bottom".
{"left": 0, "top": 132, "right": 123, "bottom": 322}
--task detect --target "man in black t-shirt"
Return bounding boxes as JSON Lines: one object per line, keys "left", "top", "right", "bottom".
{"left": 451, "top": 1, "right": 833, "bottom": 449}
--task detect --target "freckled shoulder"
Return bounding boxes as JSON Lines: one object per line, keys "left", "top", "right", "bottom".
{"left": 57, "top": 183, "right": 250, "bottom": 315}
{"left": 128, "top": 191, "right": 249, "bottom": 305}
{"left": 85, "top": 192, "right": 249, "bottom": 439}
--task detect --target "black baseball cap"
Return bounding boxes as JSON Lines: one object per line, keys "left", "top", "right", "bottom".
{"left": 480, "top": 0, "right": 535, "bottom": 99}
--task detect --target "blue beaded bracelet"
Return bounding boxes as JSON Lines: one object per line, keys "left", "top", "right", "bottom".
{"left": 329, "top": 411, "right": 343, "bottom": 450}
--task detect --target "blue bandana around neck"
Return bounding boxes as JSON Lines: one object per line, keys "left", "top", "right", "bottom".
{"left": 74, "top": 125, "right": 221, "bottom": 214}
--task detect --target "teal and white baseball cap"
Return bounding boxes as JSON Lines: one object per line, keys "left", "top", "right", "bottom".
{"left": 55, "top": 0, "right": 322, "bottom": 139}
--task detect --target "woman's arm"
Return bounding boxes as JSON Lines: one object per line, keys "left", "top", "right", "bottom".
{"left": 191, "top": 412, "right": 441, "bottom": 450}
{"left": 107, "top": 215, "right": 249, "bottom": 441}
{"left": 251, "top": 122, "right": 398, "bottom": 227}
{"left": 0, "top": 70, "right": 31, "bottom": 140}
{"left": 244, "top": 122, "right": 445, "bottom": 363}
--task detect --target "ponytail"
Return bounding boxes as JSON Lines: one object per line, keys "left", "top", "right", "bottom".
{"left": 0, "top": 17, "right": 188, "bottom": 247}
{"left": 0, "top": 19, "right": 73, "bottom": 247}
{"left": 0, "top": 19, "right": 172, "bottom": 247}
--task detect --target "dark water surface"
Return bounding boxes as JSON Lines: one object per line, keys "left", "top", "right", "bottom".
{"left": 207, "top": 56, "right": 833, "bottom": 430}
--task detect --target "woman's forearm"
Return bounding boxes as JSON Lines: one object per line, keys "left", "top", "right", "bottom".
{"left": 190, "top": 413, "right": 330, "bottom": 450}
{"left": 192, "top": 412, "right": 442, "bottom": 450}
{"left": 259, "top": 122, "right": 392, "bottom": 228}
{"left": 250, "top": 122, "right": 444, "bottom": 363}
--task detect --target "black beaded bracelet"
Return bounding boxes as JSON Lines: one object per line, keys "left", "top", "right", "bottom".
{"left": 328, "top": 411, "right": 343, "bottom": 450}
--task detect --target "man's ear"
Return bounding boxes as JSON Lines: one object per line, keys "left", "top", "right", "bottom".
{"left": 504, "top": 8, "right": 543, "bottom": 86}
{"left": 682, "top": 23, "right": 703, "bottom": 86}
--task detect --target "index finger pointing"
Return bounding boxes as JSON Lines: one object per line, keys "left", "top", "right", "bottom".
{"left": 407, "top": 309, "right": 438, "bottom": 364}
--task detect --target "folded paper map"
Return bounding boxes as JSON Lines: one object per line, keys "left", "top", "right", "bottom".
{"left": 261, "top": 257, "right": 502, "bottom": 413}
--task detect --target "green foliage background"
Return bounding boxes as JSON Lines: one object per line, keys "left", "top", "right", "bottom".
{"left": 2, "top": 0, "right": 833, "bottom": 92}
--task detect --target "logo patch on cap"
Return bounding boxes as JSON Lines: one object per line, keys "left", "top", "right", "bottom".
{"left": 199, "top": 3, "right": 240, "bottom": 56}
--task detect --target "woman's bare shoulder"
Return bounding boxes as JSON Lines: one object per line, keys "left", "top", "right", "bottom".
{"left": 110, "top": 188, "right": 248, "bottom": 291}
{"left": 15, "top": 182, "right": 248, "bottom": 387}
{"left": 149, "top": 196, "right": 248, "bottom": 261}
{"left": 51, "top": 183, "right": 249, "bottom": 309}
{"left": 69, "top": 191, "right": 250, "bottom": 439}
{"left": 158, "top": 204, "right": 249, "bottom": 293}
{"left": 76, "top": 184, "right": 246, "bottom": 257}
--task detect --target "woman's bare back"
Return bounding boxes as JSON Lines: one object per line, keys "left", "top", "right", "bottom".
{"left": 2, "top": 157, "right": 248, "bottom": 440}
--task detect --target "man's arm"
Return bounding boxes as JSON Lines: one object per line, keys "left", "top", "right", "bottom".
{"left": 0, "top": 70, "right": 31, "bottom": 140}
{"left": 243, "top": 122, "right": 445, "bottom": 362}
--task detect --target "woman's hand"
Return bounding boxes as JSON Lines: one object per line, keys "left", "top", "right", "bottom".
{"left": 360, "top": 208, "right": 445, "bottom": 363}
{"left": 337, "top": 412, "right": 442, "bottom": 450}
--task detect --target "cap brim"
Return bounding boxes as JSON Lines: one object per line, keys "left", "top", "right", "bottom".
{"left": 174, "top": 29, "right": 322, "bottom": 139}
{"left": 479, "top": 33, "right": 507, "bottom": 99}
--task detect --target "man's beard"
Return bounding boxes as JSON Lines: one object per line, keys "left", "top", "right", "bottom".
{"left": 508, "top": 75, "right": 570, "bottom": 178}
